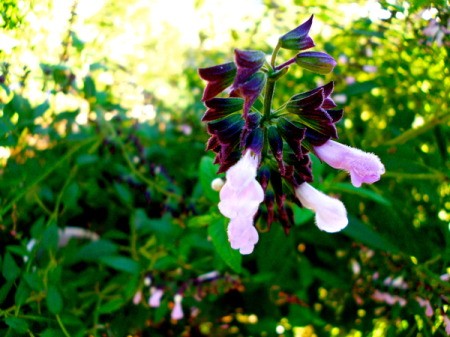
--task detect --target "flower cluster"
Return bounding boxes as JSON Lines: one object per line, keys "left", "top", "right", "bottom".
{"left": 199, "top": 15, "right": 385, "bottom": 254}
{"left": 132, "top": 271, "right": 242, "bottom": 322}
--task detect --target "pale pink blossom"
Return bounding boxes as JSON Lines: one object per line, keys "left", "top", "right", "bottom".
{"left": 132, "top": 290, "right": 142, "bottom": 305}
{"left": 219, "top": 179, "right": 264, "bottom": 218}
{"left": 218, "top": 151, "right": 264, "bottom": 254}
{"left": 171, "top": 294, "right": 184, "bottom": 320}
{"left": 416, "top": 297, "right": 433, "bottom": 317}
{"left": 350, "top": 259, "right": 361, "bottom": 275}
{"left": 443, "top": 315, "right": 450, "bottom": 335}
{"left": 372, "top": 290, "right": 406, "bottom": 307}
{"left": 197, "top": 271, "right": 220, "bottom": 282}
{"left": 391, "top": 276, "right": 408, "bottom": 290}
{"left": 440, "top": 273, "right": 450, "bottom": 282}
{"left": 228, "top": 217, "right": 259, "bottom": 254}
{"left": 363, "top": 65, "right": 377, "bottom": 73}
{"left": 295, "top": 182, "right": 348, "bottom": 233}
{"left": 314, "top": 140, "right": 385, "bottom": 187}
{"left": 148, "top": 287, "right": 164, "bottom": 308}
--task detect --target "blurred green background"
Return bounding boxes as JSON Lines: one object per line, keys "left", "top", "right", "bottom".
{"left": 0, "top": 0, "right": 449, "bottom": 336}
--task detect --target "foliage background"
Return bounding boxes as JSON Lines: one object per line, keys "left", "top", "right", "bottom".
{"left": 0, "top": 0, "right": 449, "bottom": 336}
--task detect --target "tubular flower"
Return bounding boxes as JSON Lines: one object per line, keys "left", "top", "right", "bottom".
{"left": 171, "top": 294, "right": 184, "bottom": 320}
{"left": 295, "top": 182, "right": 348, "bottom": 232}
{"left": 313, "top": 140, "right": 385, "bottom": 187}
{"left": 199, "top": 15, "right": 386, "bottom": 254}
{"left": 218, "top": 151, "right": 264, "bottom": 254}
{"left": 148, "top": 287, "right": 164, "bottom": 308}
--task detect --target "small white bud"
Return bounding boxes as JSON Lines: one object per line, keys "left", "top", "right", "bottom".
{"left": 211, "top": 178, "right": 225, "bottom": 191}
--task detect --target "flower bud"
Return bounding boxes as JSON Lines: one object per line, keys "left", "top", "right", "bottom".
{"left": 201, "top": 97, "right": 244, "bottom": 122}
{"left": 198, "top": 62, "right": 237, "bottom": 101}
{"left": 279, "top": 15, "right": 315, "bottom": 51}
{"left": 211, "top": 178, "right": 225, "bottom": 191}
{"left": 232, "top": 49, "right": 266, "bottom": 86}
{"left": 295, "top": 52, "right": 337, "bottom": 75}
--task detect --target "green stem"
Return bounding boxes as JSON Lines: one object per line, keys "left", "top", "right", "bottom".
{"left": 56, "top": 314, "right": 71, "bottom": 337}
{"left": 103, "top": 121, "right": 182, "bottom": 201}
{"left": 263, "top": 78, "right": 276, "bottom": 119}
{"left": 384, "top": 171, "right": 447, "bottom": 182}
{"left": 47, "top": 165, "right": 78, "bottom": 227}
{"left": 270, "top": 41, "right": 281, "bottom": 68}
{"left": 0, "top": 137, "right": 97, "bottom": 219}
{"left": 384, "top": 113, "right": 450, "bottom": 146}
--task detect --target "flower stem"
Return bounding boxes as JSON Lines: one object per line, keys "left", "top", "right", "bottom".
{"left": 274, "top": 57, "right": 296, "bottom": 71}
{"left": 270, "top": 41, "right": 281, "bottom": 68}
{"left": 263, "top": 78, "right": 276, "bottom": 119}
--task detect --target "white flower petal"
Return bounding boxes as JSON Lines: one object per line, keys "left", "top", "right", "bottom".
{"left": 295, "top": 182, "right": 348, "bottom": 233}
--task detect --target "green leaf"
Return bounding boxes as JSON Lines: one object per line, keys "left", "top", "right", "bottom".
{"left": 343, "top": 216, "right": 399, "bottom": 252}
{"left": 208, "top": 217, "right": 242, "bottom": 273}
{"left": 33, "top": 100, "right": 50, "bottom": 118}
{"left": 98, "top": 256, "right": 140, "bottom": 274}
{"left": 15, "top": 280, "right": 30, "bottom": 306}
{"left": 41, "top": 224, "right": 59, "bottom": 252}
{"left": 187, "top": 214, "right": 215, "bottom": 228}
{"left": 332, "top": 183, "right": 392, "bottom": 206}
{"left": 199, "top": 156, "right": 221, "bottom": 203}
{"left": 98, "top": 298, "right": 126, "bottom": 314}
{"left": 40, "top": 329, "right": 66, "bottom": 337}
{"left": 5, "top": 317, "right": 29, "bottom": 334}
{"left": 46, "top": 285, "right": 63, "bottom": 314}
{"left": 75, "top": 239, "right": 119, "bottom": 261}
{"left": 76, "top": 154, "right": 98, "bottom": 166}
{"left": 292, "top": 204, "right": 314, "bottom": 226}
{"left": 6, "top": 245, "right": 29, "bottom": 257}
{"left": 83, "top": 75, "right": 97, "bottom": 100}
{"left": 113, "top": 182, "right": 133, "bottom": 205}
{"left": 24, "top": 272, "right": 44, "bottom": 291}
{"left": 132, "top": 210, "right": 181, "bottom": 240}
{"left": 344, "top": 81, "right": 377, "bottom": 96}
{"left": 0, "top": 280, "right": 14, "bottom": 305}
{"left": 2, "top": 252, "right": 21, "bottom": 281}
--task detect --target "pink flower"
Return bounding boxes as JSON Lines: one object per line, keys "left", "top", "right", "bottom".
{"left": 313, "top": 140, "right": 385, "bottom": 187}
{"left": 372, "top": 290, "right": 406, "bottom": 307}
{"left": 295, "top": 182, "right": 348, "bottom": 232}
{"left": 218, "top": 151, "right": 264, "bottom": 254}
{"left": 416, "top": 297, "right": 434, "bottom": 317}
{"left": 228, "top": 217, "right": 259, "bottom": 254}
{"left": 443, "top": 315, "right": 450, "bottom": 335}
{"left": 148, "top": 287, "right": 164, "bottom": 308}
{"left": 171, "top": 294, "right": 184, "bottom": 320}
{"left": 132, "top": 290, "right": 142, "bottom": 305}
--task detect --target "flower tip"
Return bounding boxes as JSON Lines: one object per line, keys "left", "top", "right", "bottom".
{"left": 316, "top": 210, "right": 348, "bottom": 233}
